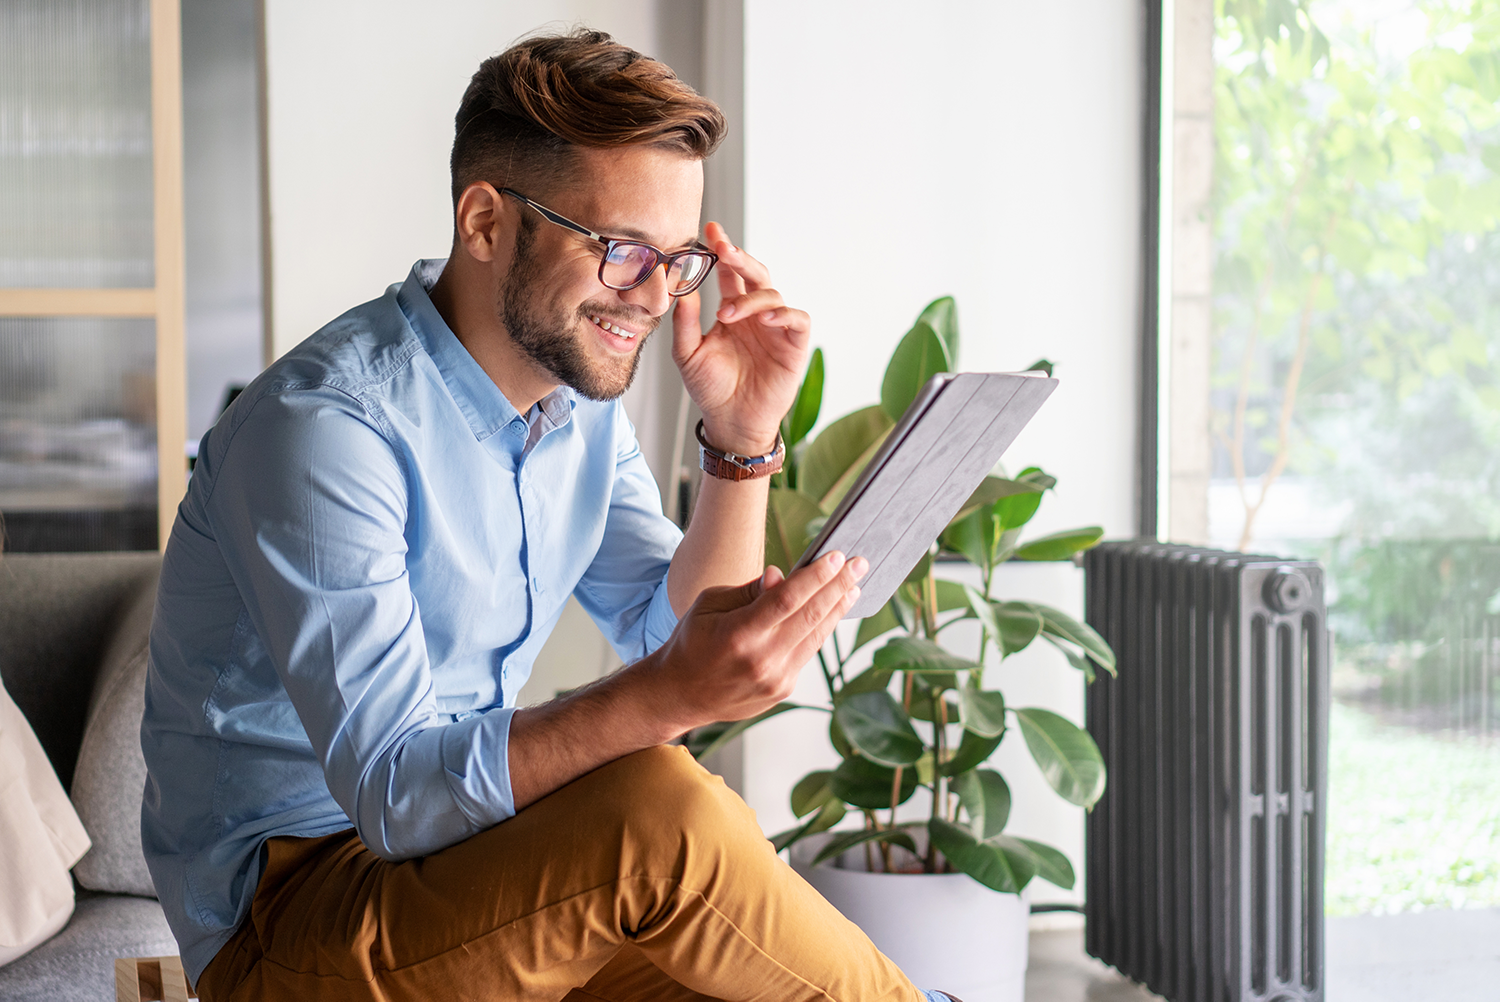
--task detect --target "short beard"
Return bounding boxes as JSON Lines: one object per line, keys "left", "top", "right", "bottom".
{"left": 500, "top": 216, "right": 656, "bottom": 402}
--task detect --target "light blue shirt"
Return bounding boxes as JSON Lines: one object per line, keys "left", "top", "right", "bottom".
{"left": 141, "top": 260, "right": 682, "bottom": 982}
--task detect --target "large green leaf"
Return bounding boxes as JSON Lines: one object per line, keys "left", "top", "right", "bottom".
{"left": 830, "top": 754, "right": 918, "bottom": 809}
{"left": 939, "top": 727, "right": 1005, "bottom": 776}
{"left": 1032, "top": 603, "right": 1117, "bottom": 674}
{"left": 950, "top": 476, "right": 1038, "bottom": 526}
{"left": 932, "top": 578, "right": 970, "bottom": 612}
{"left": 1046, "top": 635, "right": 1098, "bottom": 683}
{"left": 687, "top": 702, "right": 813, "bottom": 760}
{"left": 770, "top": 797, "right": 846, "bottom": 853}
{"left": 993, "top": 467, "right": 1054, "bottom": 530}
{"left": 916, "top": 296, "right": 960, "bottom": 365}
{"left": 995, "top": 835, "right": 1075, "bottom": 890}
{"left": 851, "top": 603, "right": 902, "bottom": 654}
{"left": 801, "top": 406, "right": 893, "bottom": 509}
{"left": 829, "top": 715, "right": 852, "bottom": 757}
{"left": 993, "top": 600, "right": 1044, "bottom": 658}
{"left": 872, "top": 636, "right": 979, "bottom": 675}
{"left": 957, "top": 685, "right": 1007, "bottom": 738}
{"left": 951, "top": 768, "right": 1011, "bottom": 839}
{"left": 765, "top": 489, "right": 823, "bottom": 574}
{"left": 836, "top": 665, "right": 894, "bottom": 703}
{"left": 1013, "top": 707, "right": 1106, "bottom": 808}
{"left": 791, "top": 770, "right": 835, "bottom": 818}
{"left": 928, "top": 818, "right": 1034, "bottom": 893}
{"left": 994, "top": 491, "right": 1044, "bottom": 531}
{"left": 833, "top": 691, "right": 924, "bottom": 766}
{"left": 990, "top": 526, "right": 1025, "bottom": 565}
{"left": 907, "top": 689, "right": 960, "bottom": 723}
{"left": 880, "top": 321, "right": 951, "bottom": 422}
{"left": 1014, "top": 526, "right": 1105, "bottom": 561}
{"left": 941, "top": 507, "right": 994, "bottom": 569}
{"left": 782, "top": 347, "right": 824, "bottom": 449}
{"left": 810, "top": 826, "right": 921, "bottom": 866}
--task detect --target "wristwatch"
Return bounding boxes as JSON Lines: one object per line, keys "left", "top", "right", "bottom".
{"left": 696, "top": 420, "right": 785, "bottom": 482}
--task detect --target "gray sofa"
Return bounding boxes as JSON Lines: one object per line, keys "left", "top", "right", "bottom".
{"left": 0, "top": 552, "right": 180, "bottom": 1002}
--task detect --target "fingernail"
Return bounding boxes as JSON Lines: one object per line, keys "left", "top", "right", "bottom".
{"left": 760, "top": 310, "right": 776, "bottom": 321}
{"left": 850, "top": 557, "right": 869, "bottom": 579}
{"left": 826, "top": 551, "right": 845, "bottom": 570}
{"left": 719, "top": 304, "right": 736, "bottom": 320}
{"left": 847, "top": 586, "right": 862, "bottom": 604}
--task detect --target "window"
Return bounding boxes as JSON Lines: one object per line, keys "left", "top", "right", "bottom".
{"left": 1161, "top": 0, "right": 1499, "bottom": 927}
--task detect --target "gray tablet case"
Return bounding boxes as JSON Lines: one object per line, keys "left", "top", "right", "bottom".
{"left": 794, "top": 371, "right": 1057, "bottom": 620}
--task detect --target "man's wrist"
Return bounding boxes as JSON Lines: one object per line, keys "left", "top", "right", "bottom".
{"left": 697, "top": 419, "right": 778, "bottom": 458}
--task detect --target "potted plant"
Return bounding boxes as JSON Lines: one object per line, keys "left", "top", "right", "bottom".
{"left": 689, "top": 298, "right": 1117, "bottom": 1002}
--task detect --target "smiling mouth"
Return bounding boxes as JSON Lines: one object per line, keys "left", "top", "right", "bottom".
{"left": 588, "top": 314, "right": 644, "bottom": 340}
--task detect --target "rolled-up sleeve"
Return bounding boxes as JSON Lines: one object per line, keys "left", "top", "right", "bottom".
{"left": 572, "top": 411, "right": 682, "bottom": 661}
{"left": 207, "top": 388, "right": 515, "bottom": 860}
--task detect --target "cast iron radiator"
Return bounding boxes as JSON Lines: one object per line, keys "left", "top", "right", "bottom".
{"left": 1081, "top": 542, "right": 1329, "bottom": 1002}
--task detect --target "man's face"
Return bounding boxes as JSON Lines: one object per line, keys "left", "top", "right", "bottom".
{"left": 498, "top": 147, "right": 705, "bottom": 402}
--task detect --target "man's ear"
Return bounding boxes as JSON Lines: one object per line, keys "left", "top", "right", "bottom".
{"left": 453, "top": 181, "right": 507, "bottom": 263}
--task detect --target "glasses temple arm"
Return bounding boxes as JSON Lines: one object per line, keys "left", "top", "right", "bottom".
{"left": 499, "top": 188, "right": 607, "bottom": 243}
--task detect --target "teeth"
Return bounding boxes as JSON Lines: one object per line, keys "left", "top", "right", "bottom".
{"left": 591, "top": 315, "right": 637, "bottom": 339}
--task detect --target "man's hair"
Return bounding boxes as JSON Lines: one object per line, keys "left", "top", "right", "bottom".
{"left": 450, "top": 29, "right": 726, "bottom": 205}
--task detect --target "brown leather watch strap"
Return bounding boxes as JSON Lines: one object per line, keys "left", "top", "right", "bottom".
{"left": 696, "top": 421, "right": 785, "bottom": 481}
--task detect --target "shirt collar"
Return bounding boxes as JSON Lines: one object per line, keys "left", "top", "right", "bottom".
{"left": 396, "top": 259, "right": 577, "bottom": 442}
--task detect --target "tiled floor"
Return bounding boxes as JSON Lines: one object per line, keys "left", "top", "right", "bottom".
{"left": 1023, "top": 908, "right": 1500, "bottom": 1001}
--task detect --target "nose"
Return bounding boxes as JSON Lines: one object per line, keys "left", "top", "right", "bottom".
{"left": 618, "top": 260, "right": 673, "bottom": 318}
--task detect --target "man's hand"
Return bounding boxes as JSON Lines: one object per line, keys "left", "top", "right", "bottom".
{"left": 507, "top": 552, "right": 866, "bottom": 811}
{"left": 643, "top": 551, "right": 868, "bottom": 735}
{"left": 670, "top": 222, "right": 810, "bottom": 456}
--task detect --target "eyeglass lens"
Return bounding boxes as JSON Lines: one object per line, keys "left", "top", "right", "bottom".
{"left": 602, "top": 243, "right": 713, "bottom": 296}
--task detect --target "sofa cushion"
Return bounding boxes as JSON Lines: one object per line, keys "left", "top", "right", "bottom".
{"left": 70, "top": 573, "right": 158, "bottom": 897}
{"left": 0, "top": 893, "right": 177, "bottom": 1002}
{"left": 0, "top": 553, "right": 163, "bottom": 790}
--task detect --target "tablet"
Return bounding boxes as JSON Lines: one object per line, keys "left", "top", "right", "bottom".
{"left": 793, "top": 371, "right": 1057, "bottom": 620}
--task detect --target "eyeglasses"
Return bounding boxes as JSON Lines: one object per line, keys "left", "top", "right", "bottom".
{"left": 500, "top": 188, "right": 718, "bottom": 298}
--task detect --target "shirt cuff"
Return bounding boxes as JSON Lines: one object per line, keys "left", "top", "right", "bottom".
{"left": 641, "top": 579, "right": 680, "bottom": 654}
{"left": 440, "top": 705, "right": 518, "bottom": 827}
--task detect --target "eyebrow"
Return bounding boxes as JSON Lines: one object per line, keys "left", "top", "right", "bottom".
{"left": 597, "top": 222, "right": 700, "bottom": 250}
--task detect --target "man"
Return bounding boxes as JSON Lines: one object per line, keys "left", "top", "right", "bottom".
{"left": 143, "top": 29, "right": 953, "bottom": 1002}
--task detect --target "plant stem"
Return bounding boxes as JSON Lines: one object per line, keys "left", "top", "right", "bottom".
{"left": 921, "top": 570, "right": 939, "bottom": 638}
{"left": 927, "top": 694, "right": 950, "bottom": 873}
{"left": 816, "top": 647, "right": 837, "bottom": 703}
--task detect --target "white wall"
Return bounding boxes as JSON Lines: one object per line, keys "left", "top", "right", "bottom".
{"left": 738, "top": 0, "right": 1142, "bottom": 907}
{"left": 261, "top": 0, "right": 661, "bottom": 358}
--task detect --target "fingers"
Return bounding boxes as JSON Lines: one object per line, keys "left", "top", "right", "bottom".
{"left": 789, "top": 579, "right": 863, "bottom": 669}
{"left": 716, "top": 288, "right": 784, "bottom": 325}
{"left": 706, "top": 221, "right": 773, "bottom": 293}
{"left": 781, "top": 560, "right": 863, "bottom": 643}
{"left": 757, "top": 551, "right": 867, "bottom": 627}
{"left": 671, "top": 291, "right": 703, "bottom": 365}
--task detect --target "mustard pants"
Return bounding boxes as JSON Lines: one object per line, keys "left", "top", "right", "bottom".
{"left": 198, "top": 744, "right": 919, "bottom": 1002}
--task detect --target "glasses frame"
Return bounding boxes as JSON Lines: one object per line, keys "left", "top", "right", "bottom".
{"left": 499, "top": 188, "right": 718, "bottom": 298}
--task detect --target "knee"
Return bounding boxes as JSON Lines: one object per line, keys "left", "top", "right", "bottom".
{"left": 606, "top": 745, "right": 750, "bottom": 837}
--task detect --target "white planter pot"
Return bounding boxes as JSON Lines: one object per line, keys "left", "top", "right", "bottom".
{"left": 790, "top": 834, "right": 1030, "bottom": 1002}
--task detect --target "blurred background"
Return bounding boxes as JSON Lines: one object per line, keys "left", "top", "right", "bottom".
{"left": 0, "top": 0, "right": 1494, "bottom": 972}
